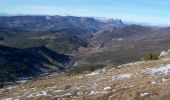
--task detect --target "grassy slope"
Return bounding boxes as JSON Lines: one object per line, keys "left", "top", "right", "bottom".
{"left": 1, "top": 60, "right": 170, "bottom": 100}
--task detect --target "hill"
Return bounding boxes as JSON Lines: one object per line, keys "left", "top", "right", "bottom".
{"left": 1, "top": 60, "right": 170, "bottom": 100}
{"left": 0, "top": 45, "right": 72, "bottom": 82}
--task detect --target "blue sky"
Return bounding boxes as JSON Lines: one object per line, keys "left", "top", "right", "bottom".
{"left": 1, "top": 0, "right": 170, "bottom": 25}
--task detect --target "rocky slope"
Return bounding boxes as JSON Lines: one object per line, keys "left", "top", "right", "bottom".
{"left": 1, "top": 60, "right": 170, "bottom": 100}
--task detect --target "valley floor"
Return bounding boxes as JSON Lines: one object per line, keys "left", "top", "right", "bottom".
{"left": 1, "top": 60, "right": 170, "bottom": 100}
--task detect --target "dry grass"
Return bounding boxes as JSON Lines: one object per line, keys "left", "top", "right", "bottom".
{"left": 1, "top": 60, "right": 170, "bottom": 100}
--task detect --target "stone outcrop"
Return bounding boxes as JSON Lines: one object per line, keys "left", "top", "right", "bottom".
{"left": 159, "top": 50, "right": 170, "bottom": 59}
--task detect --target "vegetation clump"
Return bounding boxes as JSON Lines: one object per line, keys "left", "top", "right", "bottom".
{"left": 66, "top": 64, "right": 105, "bottom": 75}
{"left": 143, "top": 53, "right": 158, "bottom": 60}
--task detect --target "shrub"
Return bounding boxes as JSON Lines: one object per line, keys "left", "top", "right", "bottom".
{"left": 71, "top": 89, "right": 78, "bottom": 96}
{"left": 143, "top": 53, "right": 158, "bottom": 60}
{"left": 64, "top": 84, "right": 72, "bottom": 90}
{"left": 66, "top": 64, "right": 105, "bottom": 75}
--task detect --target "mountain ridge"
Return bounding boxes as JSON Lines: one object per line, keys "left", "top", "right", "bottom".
{"left": 0, "top": 45, "right": 72, "bottom": 82}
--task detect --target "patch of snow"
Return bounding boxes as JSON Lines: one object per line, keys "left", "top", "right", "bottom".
{"left": 86, "top": 72, "right": 99, "bottom": 76}
{"left": 40, "top": 73, "right": 49, "bottom": 76}
{"left": 58, "top": 93, "right": 72, "bottom": 98}
{"left": 54, "top": 90, "right": 63, "bottom": 93}
{"left": 16, "top": 80, "right": 27, "bottom": 84}
{"left": 162, "top": 58, "right": 170, "bottom": 60}
{"left": 162, "top": 78, "right": 170, "bottom": 82}
{"left": 103, "top": 86, "right": 111, "bottom": 90}
{"left": 45, "top": 86, "right": 57, "bottom": 90}
{"left": 74, "top": 62, "right": 78, "bottom": 66}
{"left": 115, "top": 61, "right": 143, "bottom": 69}
{"left": 2, "top": 98, "right": 13, "bottom": 100}
{"left": 2, "top": 98, "right": 19, "bottom": 100}
{"left": 27, "top": 94, "right": 35, "bottom": 98}
{"left": 31, "top": 88, "right": 35, "bottom": 90}
{"left": 89, "top": 91, "right": 96, "bottom": 95}
{"left": 88, "top": 91, "right": 108, "bottom": 95}
{"left": 7, "top": 86, "right": 17, "bottom": 90}
{"left": 77, "top": 91, "right": 83, "bottom": 96}
{"left": 112, "top": 73, "right": 132, "bottom": 80}
{"left": 63, "top": 93, "right": 72, "bottom": 96}
{"left": 102, "top": 69, "right": 106, "bottom": 72}
{"left": 78, "top": 76, "right": 83, "bottom": 79}
{"left": 145, "top": 64, "right": 170, "bottom": 75}
{"left": 76, "top": 85, "right": 87, "bottom": 90}
{"left": 129, "top": 85, "right": 134, "bottom": 88}
{"left": 122, "top": 84, "right": 134, "bottom": 89}
{"left": 36, "top": 91, "right": 47, "bottom": 96}
{"left": 151, "top": 81, "right": 157, "bottom": 84}
{"left": 27, "top": 91, "right": 48, "bottom": 98}
{"left": 140, "top": 93, "right": 149, "bottom": 97}
{"left": 112, "top": 89, "right": 116, "bottom": 92}
{"left": 117, "top": 38, "right": 123, "bottom": 41}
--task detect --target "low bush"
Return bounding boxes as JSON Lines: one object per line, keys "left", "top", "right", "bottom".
{"left": 66, "top": 64, "right": 105, "bottom": 75}
{"left": 143, "top": 53, "right": 158, "bottom": 60}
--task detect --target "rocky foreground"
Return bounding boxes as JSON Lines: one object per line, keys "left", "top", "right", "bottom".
{"left": 1, "top": 60, "right": 170, "bottom": 100}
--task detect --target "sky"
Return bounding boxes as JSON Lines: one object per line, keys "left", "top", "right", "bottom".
{"left": 1, "top": 0, "right": 170, "bottom": 26}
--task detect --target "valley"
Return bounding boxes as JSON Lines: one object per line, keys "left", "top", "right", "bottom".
{"left": 1, "top": 15, "right": 170, "bottom": 100}
{"left": 1, "top": 16, "right": 170, "bottom": 82}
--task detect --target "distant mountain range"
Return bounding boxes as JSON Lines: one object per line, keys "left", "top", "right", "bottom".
{"left": 1, "top": 15, "right": 170, "bottom": 82}
{"left": 0, "top": 15, "right": 124, "bottom": 33}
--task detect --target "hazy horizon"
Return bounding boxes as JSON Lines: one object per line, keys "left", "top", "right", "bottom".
{"left": 1, "top": 0, "right": 170, "bottom": 26}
